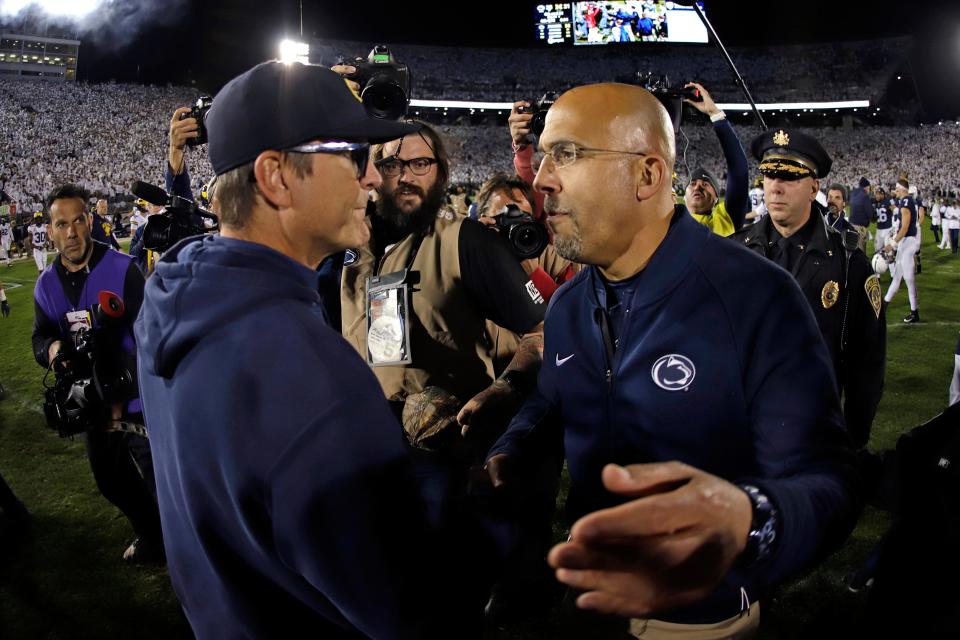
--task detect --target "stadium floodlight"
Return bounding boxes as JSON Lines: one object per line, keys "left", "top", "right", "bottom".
{"left": 0, "top": 0, "right": 102, "bottom": 17}
{"left": 278, "top": 39, "right": 309, "bottom": 65}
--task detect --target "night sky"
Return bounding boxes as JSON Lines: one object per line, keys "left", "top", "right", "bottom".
{"left": 12, "top": 0, "right": 960, "bottom": 94}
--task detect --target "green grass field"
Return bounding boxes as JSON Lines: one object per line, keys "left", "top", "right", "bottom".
{"left": 0, "top": 229, "right": 957, "bottom": 639}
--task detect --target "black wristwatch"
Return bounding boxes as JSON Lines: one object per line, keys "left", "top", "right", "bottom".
{"left": 739, "top": 484, "right": 779, "bottom": 567}
{"left": 498, "top": 369, "right": 532, "bottom": 395}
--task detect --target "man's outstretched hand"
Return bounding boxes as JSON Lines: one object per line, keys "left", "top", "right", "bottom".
{"left": 548, "top": 461, "right": 752, "bottom": 618}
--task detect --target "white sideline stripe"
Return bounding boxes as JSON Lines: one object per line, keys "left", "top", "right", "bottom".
{"left": 408, "top": 99, "right": 871, "bottom": 111}
{"left": 718, "top": 100, "right": 870, "bottom": 110}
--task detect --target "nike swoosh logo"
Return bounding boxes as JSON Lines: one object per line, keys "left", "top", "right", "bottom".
{"left": 556, "top": 353, "right": 575, "bottom": 366}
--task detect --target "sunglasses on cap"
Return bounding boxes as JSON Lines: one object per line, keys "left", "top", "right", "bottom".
{"left": 286, "top": 141, "right": 371, "bottom": 180}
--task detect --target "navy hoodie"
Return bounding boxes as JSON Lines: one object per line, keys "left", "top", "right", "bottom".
{"left": 136, "top": 234, "right": 462, "bottom": 639}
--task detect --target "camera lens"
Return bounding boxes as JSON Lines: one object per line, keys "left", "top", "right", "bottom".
{"left": 362, "top": 77, "right": 408, "bottom": 120}
{"left": 142, "top": 215, "right": 172, "bottom": 252}
{"left": 510, "top": 222, "right": 548, "bottom": 260}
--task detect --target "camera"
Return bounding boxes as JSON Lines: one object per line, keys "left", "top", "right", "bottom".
{"left": 518, "top": 92, "right": 558, "bottom": 137}
{"left": 493, "top": 204, "right": 549, "bottom": 260}
{"left": 635, "top": 72, "right": 700, "bottom": 133}
{"left": 346, "top": 46, "right": 411, "bottom": 120}
{"left": 42, "top": 291, "right": 135, "bottom": 438}
{"left": 131, "top": 180, "right": 219, "bottom": 253}
{"left": 181, "top": 95, "right": 213, "bottom": 147}
{"left": 637, "top": 72, "right": 702, "bottom": 102}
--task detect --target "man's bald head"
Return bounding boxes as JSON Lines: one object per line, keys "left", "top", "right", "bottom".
{"left": 532, "top": 83, "right": 679, "bottom": 276}
{"left": 545, "top": 83, "right": 676, "bottom": 170}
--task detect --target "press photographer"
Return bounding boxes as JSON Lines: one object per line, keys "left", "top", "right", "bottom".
{"left": 32, "top": 184, "right": 163, "bottom": 563}
{"left": 475, "top": 172, "right": 575, "bottom": 304}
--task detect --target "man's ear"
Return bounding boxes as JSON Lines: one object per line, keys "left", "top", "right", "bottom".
{"left": 252, "top": 150, "right": 292, "bottom": 210}
{"left": 810, "top": 178, "right": 820, "bottom": 202}
{"left": 636, "top": 155, "right": 668, "bottom": 202}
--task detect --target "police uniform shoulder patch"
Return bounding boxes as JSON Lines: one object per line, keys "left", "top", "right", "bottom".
{"left": 821, "top": 280, "right": 840, "bottom": 309}
{"left": 865, "top": 274, "right": 882, "bottom": 319}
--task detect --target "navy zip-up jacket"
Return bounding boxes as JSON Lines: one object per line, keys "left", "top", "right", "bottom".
{"left": 488, "top": 207, "right": 861, "bottom": 624}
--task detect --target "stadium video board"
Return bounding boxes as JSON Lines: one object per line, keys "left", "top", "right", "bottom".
{"left": 534, "top": 2, "right": 708, "bottom": 46}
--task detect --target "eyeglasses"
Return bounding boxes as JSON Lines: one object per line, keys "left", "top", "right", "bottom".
{"left": 286, "top": 141, "right": 371, "bottom": 179}
{"left": 374, "top": 156, "right": 438, "bottom": 177}
{"left": 542, "top": 141, "right": 648, "bottom": 169}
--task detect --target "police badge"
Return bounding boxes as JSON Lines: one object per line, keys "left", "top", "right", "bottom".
{"left": 865, "top": 274, "right": 882, "bottom": 319}
{"left": 773, "top": 130, "right": 790, "bottom": 146}
{"left": 821, "top": 280, "right": 840, "bottom": 309}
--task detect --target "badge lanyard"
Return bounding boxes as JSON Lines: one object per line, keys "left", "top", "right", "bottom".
{"left": 365, "top": 234, "right": 425, "bottom": 367}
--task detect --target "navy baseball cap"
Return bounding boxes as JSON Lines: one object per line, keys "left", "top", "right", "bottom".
{"left": 206, "top": 61, "right": 421, "bottom": 176}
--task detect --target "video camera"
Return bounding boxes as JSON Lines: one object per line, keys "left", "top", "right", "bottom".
{"left": 181, "top": 95, "right": 213, "bottom": 147}
{"left": 636, "top": 72, "right": 702, "bottom": 133}
{"left": 344, "top": 45, "right": 411, "bottom": 120}
{"left": 42, "top": 291, "right": 135, "bottom": 438}
{"left": 131, "top": 180, "right": 218, "bottom": 253}
{"left": 493, "top": 204, "right": 549, "bottom": 261}
{"left": 517, "top": 92, "right": 558, "bottom": 137}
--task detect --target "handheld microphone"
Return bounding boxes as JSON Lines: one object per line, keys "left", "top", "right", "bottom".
{"left": 97, "top": 290, "right": 125, "bottom": 319}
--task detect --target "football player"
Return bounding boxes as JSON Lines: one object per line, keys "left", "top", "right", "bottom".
{"left": 26, "top": 212, "right": 47, "bottom": 274}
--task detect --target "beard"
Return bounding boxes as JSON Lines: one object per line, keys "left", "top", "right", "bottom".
{"left": 374, "top": 180, "right": 446, "bottom": 246}
{"left": 544, "top": 196, "right": 583, "bottom": 262}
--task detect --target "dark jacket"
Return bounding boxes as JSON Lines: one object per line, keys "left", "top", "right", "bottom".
{"left": 136, "top": 235, "right": 465, "bottom": 639}
{"left": 849, "top": 187, "right": 873, "bottom": 227}
{"left": 489, "top": 207, "right": 862, "bottom": 624}
{"left": 91, "top": 211, "right": 120, "bottom": 250}
{"left": 732, "top": 204, "right": 886, "bottom": 448}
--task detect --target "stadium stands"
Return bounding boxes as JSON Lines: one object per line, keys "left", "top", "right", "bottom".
{"left": 0, "top": 35, "right": 953, "bottom": 215}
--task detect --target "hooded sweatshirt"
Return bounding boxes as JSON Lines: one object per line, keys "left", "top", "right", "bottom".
{"left": 135, "top": 235, "right": 460, "bottom": 639}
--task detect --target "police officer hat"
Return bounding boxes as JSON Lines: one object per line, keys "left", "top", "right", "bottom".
{"left": 750, "top": 128, "right": 832, "bottom": 180}
{"left": 206, "top": 61, "right": 421, "bottom": 176}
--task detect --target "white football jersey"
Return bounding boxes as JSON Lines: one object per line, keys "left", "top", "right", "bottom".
{"left": 28, "top": 224, "right": 47, "bottom": 246}
{"left": 129, "top": 210, "right": 147, "bottom": 233}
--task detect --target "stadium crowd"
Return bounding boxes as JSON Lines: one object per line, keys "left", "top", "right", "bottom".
{"left": 0, "top": 79, "right": 212, "bottom": 217}
{"left": 319, "top": 37, "right": 901, "bottom": 103}
{"left": 0, "top": 32, "right": 946, "bottom": 215}
{"left": 1, "top": 75, "right": 958, "bottom": 213}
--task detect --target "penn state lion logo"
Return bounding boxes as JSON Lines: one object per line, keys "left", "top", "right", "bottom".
{"left": 651, "top": 354, "right": 696, "bottom": 392}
